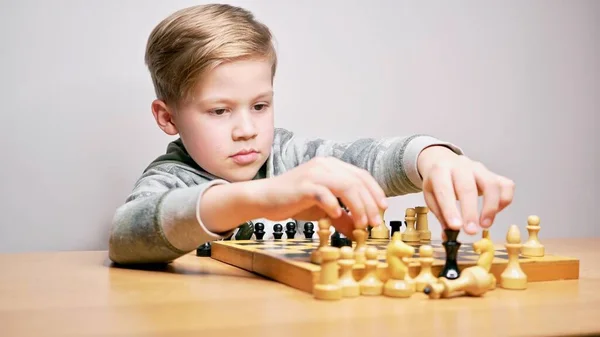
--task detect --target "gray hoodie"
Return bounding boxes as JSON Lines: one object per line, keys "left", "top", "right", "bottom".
{"left": 108, "top": 128, "right": 461, "bottom": 264}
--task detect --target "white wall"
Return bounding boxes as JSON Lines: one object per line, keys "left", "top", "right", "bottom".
{"left": 0, "top": 0, "right": 598, "bottom": 253}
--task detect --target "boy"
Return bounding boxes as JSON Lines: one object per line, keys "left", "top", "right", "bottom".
{"left": 108, "top": 4, "right": 514, "bottom": 264}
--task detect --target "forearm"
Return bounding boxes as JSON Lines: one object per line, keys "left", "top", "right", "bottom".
{"left": 109, "top": 181, "right": 235, "bottom": 264}
{"left": 199, "top": 179, "right": 267, "bottom": 234}
{"left": 109, "top": 193, "right": 188, "bottom": 264}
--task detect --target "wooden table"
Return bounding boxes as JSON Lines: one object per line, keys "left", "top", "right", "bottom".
{"left": 1, "top": 238, "right": 599, "bottom": 337}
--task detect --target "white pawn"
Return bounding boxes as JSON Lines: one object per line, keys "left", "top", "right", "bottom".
{"left": 314, "top": 246, "right": 343, "bottom": 300}
{"left": 414, "top": 245, "right": 438, "bottom": 292}
{"left": 338, "top": 246, "right": 360, "bottom": 297}
{"left": 359, "top": 246, "right": 383, "bottom": 295}
{"left": 402, "top": 208, "right": 420, "bottom": 242}
{"left": 500, "top": 225, "right": 527, "bottom": 290}
{"left": 522, "top": 215, "right": 544, "bottom": 257}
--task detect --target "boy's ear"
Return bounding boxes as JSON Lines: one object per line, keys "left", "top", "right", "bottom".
{"left": 151, "top": 99, "right": 178, "bottom": 136}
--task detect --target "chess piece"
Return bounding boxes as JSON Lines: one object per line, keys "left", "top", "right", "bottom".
{"left": 500, "top": 224, "right": 527, "bottom": 290}
{"left": 423, "top": 264, "right": 495, "bottom": 299}
{"left": 353, "top": 228, "right": 368, "bottom": 265}
{"left": 196, "top": 242, "right": 211, "bottom": 257}
{"left": 383, "top": 232, "right": 416, "bottom": 297}
{"left": 370, "top": 209, "right": 389, "bottom": 239}
{"left": 414, "top": 244, "right": 438, "bottom": 291}
{"left": 311, "top": 218, "right": 332, "bottom": 264}
{"left": 285, "top": 221, "right": 296, "bottom": 239}
{"left": 439, "top": 229, "right": 461, "bottom": 280}
{"left": 338, "top": 246, "right": 360, "bottom": 297}
{"left": 359, "top": 246, "right": 383, "bottom": 295}
{"left": 472, "top": 236, "right": 496, "bottom": 290}
{"left": 273, "top": 223, "right": 283, "bottom": 239}
{"left": 521, "top": 215, "right": 544, "bottom": 257}
{"left": 330, "top": 231, "right": 352, "bottom": 247}
{"left": 254, "top": 222, "right": 265, "bottom": 240}
{"left": 303, "top": 222, "right": 315, "bottom": 239}
{"left": 402, "top": 208, "right": 419, "bottom": 242}
{"left": 390, "top": 220, "right": 403, "bottom": 237}
{"left": 415, "top": 206, "right": 431, "bottom": 242}
{"left": 313, "top": 246, "right": 342, "bottom": 300}
{"left": 482, "top": 229, "right": 490, "bottom": 239}
{"left": 235, "top": 222, "right": 254, "bottom": 240}
{"left": 424, "top": 233, "right": 496, "bottom": 299}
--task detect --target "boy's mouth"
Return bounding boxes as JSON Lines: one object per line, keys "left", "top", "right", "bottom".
{"left": 231, "top": 149, "right": 258, "bottom": 156}
{"left": 230, "top": 149, "right": 259, "bottom": 165}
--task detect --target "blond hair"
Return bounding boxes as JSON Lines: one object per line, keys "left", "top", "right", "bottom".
{"left": 145, "top": 4, "right": 277, "bottom": 106}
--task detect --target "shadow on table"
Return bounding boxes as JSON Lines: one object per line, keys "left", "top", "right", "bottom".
{"left": 103, "top": 256, "right": 258, "bottom": 279}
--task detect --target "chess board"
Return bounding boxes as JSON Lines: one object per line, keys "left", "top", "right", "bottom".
{"left": 210, "top": 238, "right": 580, "bottom": 294}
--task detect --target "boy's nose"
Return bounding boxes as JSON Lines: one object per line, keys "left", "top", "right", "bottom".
{"left": 232, "top": 113, "right": 257, "bottom": 140}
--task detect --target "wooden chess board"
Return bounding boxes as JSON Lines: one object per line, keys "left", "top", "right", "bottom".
{"left": 210, "top": 238, "right": 580, "bottom": 294}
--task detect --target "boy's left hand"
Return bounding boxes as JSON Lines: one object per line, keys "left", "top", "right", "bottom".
{"left": 417, "top": 146, "right": 515, "bottom": 235}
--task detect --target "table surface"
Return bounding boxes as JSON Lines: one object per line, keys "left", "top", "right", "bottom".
{"left": 1, "top": 238, "right": 599, "bottom": 337}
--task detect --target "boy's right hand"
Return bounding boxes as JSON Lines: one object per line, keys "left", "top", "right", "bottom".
{"left": 254, "top": 157, "right": 388, "bottom": 237}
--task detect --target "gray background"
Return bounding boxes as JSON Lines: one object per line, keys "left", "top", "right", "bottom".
{"left": 1, "top": 0, "right": 598, "bottom": 252}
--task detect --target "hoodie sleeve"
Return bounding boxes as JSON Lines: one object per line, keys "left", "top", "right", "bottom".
{"left": 108, "top": 166, "right": 233, "bottom": 264}
{"left": 270, "top": 128, "right": 463, "bottom": 196}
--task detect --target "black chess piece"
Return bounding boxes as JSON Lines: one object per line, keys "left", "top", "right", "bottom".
{"left": 339, "top": 233, "right": 352, "bottom": 247}
{"left": 303, "top": 222, "right": 314, "bottom": 238}
{"left": 390, "top": 220, "right": 403, "bottom": 237}
{"left": 285, "top": 221, "right": 296, "bottom": 239}
{"left": 367, "top": 225, "right": 373, "bottom": 239}
{"left": 196, "top": 242, "right": 211, "bottom": 257}
{"left": 439, "top": 229, "right": 461, "bottom": 280}
{"left": 331, "top": 231, "right": 352, "bottom": 247}
{"left": 235, "top": 222, "right": 254, "bottom": 240}
{"left": 330, "top": 231, "right": 342, "bottom": 247}
{"left": 273, "top": 223, "right": 283, "bottom": 239}
{"left": 254, "top": 222, "right": 265, "bottom": 240}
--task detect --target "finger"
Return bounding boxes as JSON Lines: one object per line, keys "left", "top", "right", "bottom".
{"left": 331, "top": 160, "right": 387, "bottom": 226}
{"left": 497, "top": 176, "right": 515, "bottom": 212}
{"left": 430, "top": 165, "right": 462, "bottom": 231}
{"left": 360, "top": 185, "right": 383, "bottom": 227}
{"left": 291, "top": 205, "right": 328, "bottom": 221}
{"left": 424, "top": 188, "right": 445, "bottom": 229}
{"left": 342, "top": 162, "right": 388, "bottom": 210}
{"left": 316, "top": 159, "right": 369, "bottom": 228}
{"left": 452, "top": 162, "right": 479, "bottom": 234}
{"left": 329, "top": 211, "right": 356, "bottom": 239}
{"left": 473, "top": 164, "right": 500, "bottom": 228}
{"left": 300, "top": 182, "right": 343, "bottom": 220}
{"left": 327, "top": 176, "right": 368, "bottom": 228}
{"left": 338, "top": 189, "right": 368, "bottom": 229}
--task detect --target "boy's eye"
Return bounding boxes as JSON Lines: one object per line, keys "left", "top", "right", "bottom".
{"left": 212, "top": 108, "right": 226, "bottom": 115}
{"left": 254, "top": 104, "right": 268, "bottom": 111}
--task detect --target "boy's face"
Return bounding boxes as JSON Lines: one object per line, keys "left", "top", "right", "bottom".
{"left": 153, "top": 58, "right": 275, "bottom": 182}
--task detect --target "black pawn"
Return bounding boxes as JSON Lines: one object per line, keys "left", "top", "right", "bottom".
{"left": 254, "top": 222, "right": 265, "bottom": 240}
{"left": 303, "top": 222, "right": 314, "bottom": 239}
{"left": 196, "top": 242, "right": 211, "bottom": 257}
{"left": 285, "top": 221, "right": 296, "bottom": 239}
{"left": 273, "top": 223, "right": 283, "bottom": 239}
{"left": 439, "top": 229, "right": 461, "bottom": 280}
{"left": 390, "top": 220, "right": 403, "bottom": 237}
